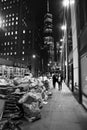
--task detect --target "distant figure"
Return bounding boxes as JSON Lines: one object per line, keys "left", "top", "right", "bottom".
{"left": 52, "top": 73, "right": 57, "bottom": 88}
{"left": 58, "top": 73, "right": 63, "bottom": 90}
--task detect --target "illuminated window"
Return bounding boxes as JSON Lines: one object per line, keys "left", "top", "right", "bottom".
{"left": 4, "top": 53, "right": 6, "bottom": 55}
{"left": 7, "top": 53, "right": 9, "bottom": 55}
{"left": 6, "top": 20, "right": 8, "bottom": 22}
{"left": 22, "top": 57, "right": 24, "bottom": 61}
{"left": 29, "top": 30, "right": 31, "bottom": 33}
{"left": 15, "top": 41, "right": 17, "bottom": 44}
{"left": 6, "top": 23, "right": 7, "bottom": 26}
{"left": 11, "top": 42, "right": 13, "bottom": 45}
{"left": 9, "top": 14, "right": 11, "bottom": 17}
{"left": 14, "top": 52, "right": 17, "bottom": 55}
{"left": 23, "top": 40, "right": 25, "bottom": 44}
{"left": 12, "top": 13, "right": 14, "bottom": 16}
{"left": 4, "top": 7, "right": 6, "bottom": 10}
{"left": 15, "top": 31, "right": 17, "bottom": 34}
{"left": 3, "top": 24, "right": 5, "bottom": 27}
{"left": 11, "top": 47, "right": 13, "bottom": 50}
{"left": 9, "top": 23, "right": 11, "bottom": 26}
{"left": 10, "top": 6, "right": 12, "bottom": 9}
{"left": 10, "top": 52, "right": 12, "bottom": 55}
{"left": 16, "top": 17, "right": 18, "bottom": 20}
{"left": 13, "top": 0, "right": 15, "bottom": 3}
{"left": 22, "top": 51, "right": 24, "bottom": 55}
{"left": 9, "top": 19, "right": 11, "bottom": 22}
{"left": 12, "top": 22, "right": 14, "bottom": 25}
{"left": 11, "top": 32, "right": 13, "bottom": 35}
{"left": 12, "top": 18, "right": 14, "bottom": 21}
{"left": 15, "top": 36, "right": 17, "bottom": 39}
{"left": 5, "top": 32, "right": 7, "bottom": 36}
{"left": 10, "top": 1, "right": 12, "bottom": 4}
{"left": 8, "top": 42, "right": 9, "bottom": 45}
{"left": 3, "top": 20, "right": 5, "bottom": 23}
{"left": 16, "top": 21, "right": 18, "bottom": 25}
{"left": 23, "top": 30, "right": 25, "bottom": 34}
{"left": 8, "top": 32, "right": 10, "bottom": 35}
{"left": 4, "top": 42, "right": 6, "bottom": 45}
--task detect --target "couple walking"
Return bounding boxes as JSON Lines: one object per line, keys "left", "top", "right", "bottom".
{"left": 52, "top": 73, "right": 63, "bottom": 90}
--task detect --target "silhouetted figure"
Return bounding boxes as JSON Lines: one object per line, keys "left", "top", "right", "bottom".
{"left": 52, "top": 73, "right": 57, "bottom": 88}
{"left": 58, "top": 74, "right": 63, "bottom": 90}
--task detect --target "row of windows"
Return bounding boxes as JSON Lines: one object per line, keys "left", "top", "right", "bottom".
{"left": 5, "top": 31, "right": 18, "bottom": 36}
{"left": 1, "top": 40, "right": 29, "bottom": 46}
{"left": 1, "top": 42, "right": 17, "bottom": 46}
{"left": 3, "top": 6, "right": 12, "bottom": 10}
{"left": 2, "top": 0, "right": 19, "bottom": 4}
{"left": 1, "top": 52, "right": 17, "bottom": 56}
{"left": 0, "top": 51, "right": 25, "bottom": 56}
{"left": 2, "top": 21, "right": 18, "bottom": 27}
{"left": 5, "top": 13, "right": 18, "bottom": 18}
{"left": 4, "top": 30, "right": 26, "bottom": 36}
{"left": 4, "top": 17, "right": 18, "bottom": 23}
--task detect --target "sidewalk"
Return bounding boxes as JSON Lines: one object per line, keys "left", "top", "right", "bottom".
{"left": 21, "top": 81, "right": 87, "bottom": 130}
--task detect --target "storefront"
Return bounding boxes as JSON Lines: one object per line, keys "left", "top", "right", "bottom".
{"left": 80, "top": 27, "right": 87, "bottom": 109}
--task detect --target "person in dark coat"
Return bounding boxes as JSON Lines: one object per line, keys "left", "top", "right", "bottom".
{"left": 58, "top": 73, "right": 63, "bottom": 90}
{"left": 52, "top": 73, "right": 57, "bottom": 88}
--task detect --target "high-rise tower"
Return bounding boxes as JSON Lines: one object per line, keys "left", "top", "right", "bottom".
{"left": 44, "top": 0, "right": 54, "bottom": 65}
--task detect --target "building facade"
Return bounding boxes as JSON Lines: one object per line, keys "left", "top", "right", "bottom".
{"left": 0, "top": 0, "right": 32, "bottom": 67}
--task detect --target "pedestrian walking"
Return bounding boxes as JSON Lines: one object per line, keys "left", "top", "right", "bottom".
{"left": 52, "top": 72, "right": 57, "bottom": 88}
{"left": 58, "top": 73, "right": 63, "bottom": 90}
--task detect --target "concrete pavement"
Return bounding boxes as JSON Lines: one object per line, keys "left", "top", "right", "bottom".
{"left": 21, "top": 81, "right": 87, "bottom": 130}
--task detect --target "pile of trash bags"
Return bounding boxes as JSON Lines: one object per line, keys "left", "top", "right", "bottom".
{"left": 0, "top": 74, "right": 52, "bottom": 122}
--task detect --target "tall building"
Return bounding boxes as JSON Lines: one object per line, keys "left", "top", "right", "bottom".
{"left": 0, "top": 0, "right": 32, "bottom": 67}
{"left": 44, "top": 0, "right": 54, "bottom": 69}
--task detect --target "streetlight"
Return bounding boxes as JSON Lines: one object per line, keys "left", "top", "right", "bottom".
{"left": 63, "top": 0, "right": 75, "bottom": 7}
{"left": 32, "top": 54, "right": 36, "bottom": 59}
{"left": 61, "top": 24, "right": 67, "bottom": 31}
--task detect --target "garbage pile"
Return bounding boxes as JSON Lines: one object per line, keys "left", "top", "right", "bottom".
{"left": 0, "top": 74, "right": 52, "bottom": 123}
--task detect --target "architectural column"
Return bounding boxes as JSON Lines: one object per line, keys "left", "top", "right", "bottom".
{"left": 71, "top": 1, "right": 79, "bottom": 91}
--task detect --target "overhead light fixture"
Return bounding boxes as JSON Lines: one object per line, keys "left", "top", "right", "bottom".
{"left": 61, "top": 24, "right": 67, "bottom": 31}
{"left": 63, "top": 0, "right": 75, "bottom": 7}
